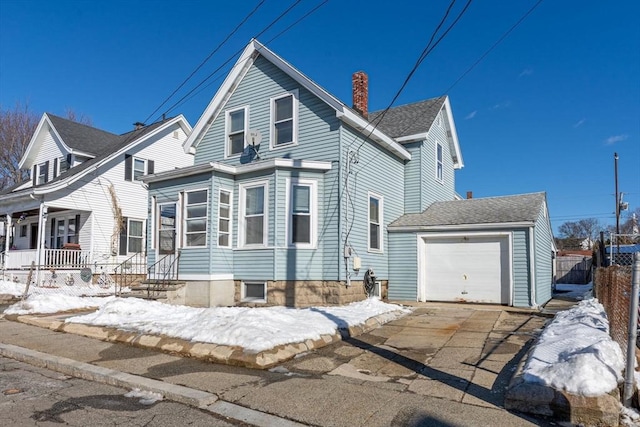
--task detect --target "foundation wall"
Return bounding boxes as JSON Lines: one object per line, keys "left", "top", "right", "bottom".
{"left": 234, "top": 280, "right": 389, "bottom": 308}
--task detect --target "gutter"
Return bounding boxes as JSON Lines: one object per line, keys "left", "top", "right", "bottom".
{"left": 388, "top": 221, "right": 536, "bottom": 232}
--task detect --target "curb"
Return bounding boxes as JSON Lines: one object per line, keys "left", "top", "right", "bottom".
{"left": 4, "top": 308, "right": 407, "bottom": 369}
{"left": 505, "top": 345, "right": 621, "bottom": 426}
{"left": 0, "top": 342, "right": 306, "bottom": 427}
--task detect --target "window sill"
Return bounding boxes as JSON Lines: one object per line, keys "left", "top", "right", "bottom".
{"left": 270, "top": 141, "right": 298, "bottom": 151}
{"left": 367, "top": 249, "right": 384, "bottom": 254}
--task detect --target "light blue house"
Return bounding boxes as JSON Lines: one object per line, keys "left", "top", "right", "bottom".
{"left": 142, "top": 39, "right": 555, "bottom": 309}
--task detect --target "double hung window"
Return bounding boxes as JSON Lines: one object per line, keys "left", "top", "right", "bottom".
{"left": 184, "top": 190, "right": 208, "bottom": 247}
{"left": 240, "top": 182, "right": 267, "bottom": 247}
{"left": 227, "top": 107, "right": 247, "bottom": 157}
{"left": 270, "top": 91, "right": 298, "bottom": 148}
{"left": 368, "top": 193, "right": 383, "bottom": 252}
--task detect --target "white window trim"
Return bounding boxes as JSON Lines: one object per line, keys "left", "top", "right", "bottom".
{"left": 133, "top": 156, "right": 148, "bottom": 181}
{"left": 183, "top": 188, "right": 209, "bottom": 248}
{"left": 285, "top": 178, "right": 317, "bottom": 248}
{"left": 225, "top": 106, "right": 249, "bottom": 158}
{"left": 269, "top": 89, "right": 299, "bottom": 150}
{"left": 435, "top": 142, "right": 444, "bottom": 183}
{"left": 36, "top": 162, "right": 47, "bottom": 185}
{"left": 367, "top": 192, "right": 384, "bottom": 253}
{"left": 238, "top": 179, "right": 269, "bottom": 248}
{"left": 126, "top": 218, "right": 145, "bottom": 253}
{"left": 217, "top": 188, "right": 233, "bottom": 248}
{"left": 241, "top": 281, "right": 267, "bottom": 303}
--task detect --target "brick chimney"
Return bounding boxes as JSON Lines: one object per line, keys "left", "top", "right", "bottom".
{"left": 466, "top": 191, "right": 473, "bottom": 199}
{"left": 352, "top": 71, "right": 368, "bottom": 118}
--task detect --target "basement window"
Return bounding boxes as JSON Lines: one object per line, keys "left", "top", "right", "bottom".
{"left": 242, "top": 281, "right": 266, "bottom": 303}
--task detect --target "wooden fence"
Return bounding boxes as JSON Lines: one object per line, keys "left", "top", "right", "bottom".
{"left": 555, "top": 255, "right": 592, "bottom": 284}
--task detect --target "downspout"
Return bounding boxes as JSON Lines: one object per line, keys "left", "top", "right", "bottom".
{"left": 529, "top": 226, "right": 537, "bottom": 308}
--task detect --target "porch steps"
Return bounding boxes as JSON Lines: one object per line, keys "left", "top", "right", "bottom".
{"left": 120, "top": 281, "right": 187, "bottom": 301}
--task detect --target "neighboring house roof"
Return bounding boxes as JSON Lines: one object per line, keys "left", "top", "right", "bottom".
{"left": 389, "top": 192, "right": 547, "bottom": 230}
{"left": 370, "top": 97, "right": 446, "bottom": 138}
{"left": 46, "top": 114, "right": 121, "bottom": 156}
{"left": 2, "top": 115, "right": 191, "bottom": 199}
{"left": 184, "top": 39, "right": 412, "bottom": 161}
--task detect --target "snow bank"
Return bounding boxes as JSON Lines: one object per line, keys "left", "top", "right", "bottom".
{"left": 523, "top": 298, "right": 624, "bottom": 396}
{"left": 4, "top": 294, "right": 116, "bottom": 315}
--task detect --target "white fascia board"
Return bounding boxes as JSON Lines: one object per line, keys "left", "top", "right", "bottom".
{"left": 253, "top": 40, "right": 344, "bottom": 112}
{"left": 396, "top": 133, "right": 428, "bottom": 143}
{"left": 143, "top": 158, "right": 332, "bottom": 184}
{"left": 34, "top": 116, "right": 189, "bottom": 194}
{"left": 183, "top": 42, "right": 258, "bottom": 154}
{"left": 337, "top": 110, "right": 412, "bottom": 160}
{"left": 388, "top": 221, "right": 534, "bottom": 232}
{"left": 443, "top": 96, "right": 464, "bottom": 169}
{"left": 18, "top": 114, "right": 73, "bottom": 169}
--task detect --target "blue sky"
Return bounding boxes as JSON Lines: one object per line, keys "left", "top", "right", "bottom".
{"left": 1, "top": 0, "right": 638, "bottom": 234}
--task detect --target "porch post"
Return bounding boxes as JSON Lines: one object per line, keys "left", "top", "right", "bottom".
{"left": 35, "top": 202, "right": 48, "bottom": 285}
{"left": 4, "top": 214, "right": 11, "bottom": 254}
{"left": 3, "top": 214, "right": 11, "bottom": 272}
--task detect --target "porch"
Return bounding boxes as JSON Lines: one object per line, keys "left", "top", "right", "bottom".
{"left": 1, "top": 247, "right": 92, "bottom": 270}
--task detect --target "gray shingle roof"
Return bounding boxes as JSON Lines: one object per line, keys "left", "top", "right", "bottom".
{"left": 368, "top": 96, "right": 446, "bottom": 138}
{"left": 39, "top": 118, "right": 173, "bottom": 188}
{"left": 389, "top": 192, "right": 546, "bottom": 229}
{"left": 47, "top": 114, "right": 120, "bottom": 156}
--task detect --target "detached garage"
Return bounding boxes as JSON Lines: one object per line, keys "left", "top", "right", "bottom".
{"left": 388, "top": 192, "right": 555, "bottom": 309}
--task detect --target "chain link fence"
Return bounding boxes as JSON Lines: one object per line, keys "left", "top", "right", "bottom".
{"left": 608, "top": 233, "right": 640, "bottom": 266}
{"left": 594, "top": 265, "right": 634, "bottom": 351}
{"left": 1, "top": 261, "right": 143, "bottom": 300}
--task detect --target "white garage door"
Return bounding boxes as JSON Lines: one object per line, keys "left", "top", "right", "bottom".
{"left": 424, "top": 235, "right": 510, "bottom": 304}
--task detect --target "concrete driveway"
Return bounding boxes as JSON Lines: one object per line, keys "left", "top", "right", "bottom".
{"left": 1, "top": 303, "right": 553, "bottom": 426}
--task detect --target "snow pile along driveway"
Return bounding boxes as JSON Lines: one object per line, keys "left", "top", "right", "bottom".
{"left": 523, "top": 298, "right": 624, "bottom": 396}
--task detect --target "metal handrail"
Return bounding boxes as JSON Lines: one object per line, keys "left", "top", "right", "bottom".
{"left": 113, "top": 252, "right": 146, "bottom": 296}
{"left": 146, "top": 251, "right": 181, "bottom": 298}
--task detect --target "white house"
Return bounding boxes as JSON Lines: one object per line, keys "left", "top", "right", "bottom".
{"left": 0, "top": 113, "right": 192, "bottom": 283}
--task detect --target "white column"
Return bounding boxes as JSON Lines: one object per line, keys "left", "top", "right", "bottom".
{"left": 35, "top": 203, "right": 48, "bottom": 285}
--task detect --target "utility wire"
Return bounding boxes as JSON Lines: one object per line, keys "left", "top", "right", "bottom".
{"left": 158, "top": 0, "right": 304, "bottom": 121}
{"left": 166, "top": 0, "right": 330, "bottom": 116}
{"left": 353, "top": 0, "right": 473, "bottom": 169}
{"left": 143, "top": 0, "right": 267, "bottom": 125}
{"left": 442, "top": 0, "right": 544, "bottom": 94}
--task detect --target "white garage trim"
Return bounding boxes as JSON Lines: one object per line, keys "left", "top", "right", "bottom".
{"left": 416, "top": 231, "right": 513, "bottom": 305}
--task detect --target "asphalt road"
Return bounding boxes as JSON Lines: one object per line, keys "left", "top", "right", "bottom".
{"left": 0, "top": 356, "right": 249, "bottom": 426}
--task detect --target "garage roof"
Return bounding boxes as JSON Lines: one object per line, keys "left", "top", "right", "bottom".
{"left": 389, "top": 192, "right": 546, "bottom": 229}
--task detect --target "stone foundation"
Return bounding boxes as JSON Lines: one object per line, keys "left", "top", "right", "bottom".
{"left": 234, "top": 280, "right": 389, "bottom": 307}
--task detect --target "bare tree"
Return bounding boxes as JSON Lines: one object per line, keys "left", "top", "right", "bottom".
{"left": 557, "top": 218, "right": 603, "bottom": 249}
{"left": 64, "top": 108, "right": 93, "bottom": 126}
{"left": 0, "top": 101, "right": 39, "bottom": 190}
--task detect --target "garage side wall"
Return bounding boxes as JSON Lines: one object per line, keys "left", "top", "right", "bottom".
{"left": 533, "top": 207, "right": 554, "bottom": 305}
{"left": 388, "top": 232, "right": 418, "bottom": 300}
{"left": 512, "top": 228, "right": 532, "bottom": 307}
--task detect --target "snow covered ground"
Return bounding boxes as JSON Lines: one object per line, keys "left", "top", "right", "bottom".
{"left": 3, "top": 279, "right": 639, "bottom": 422}
{"left": 3, "top": 294, "right": 409, "bottom": 352}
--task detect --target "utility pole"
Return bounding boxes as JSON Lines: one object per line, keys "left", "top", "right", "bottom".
{"left": 615, "top": 152, "right": 620, "bottom": 235}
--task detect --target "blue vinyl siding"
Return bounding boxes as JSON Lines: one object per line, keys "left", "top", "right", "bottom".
{"left": 512, "top": 228, "right": 531, "bottom": 307}
{"left": 338, "top": 125, "right": 405, "bottom": 281}
{"left": 210, "top": 174, "right": 235, "bottom": 274}
{"left": 388, "top": 233, "right": 418, "bottom": 300}
{"left": 234, "top": 249, "right": 274, "bottom": 280}
{"left": 273, "top": 170, "right": 325, "bottom": 280}
{"left": 147, "top": 173, "right": 213, "bottom": 276}
{"left": 194, "top": 55, "right": 340, "bottom": 166}
{"left": 403, "top": 142, "right": 422, "bottom": 214}
{"left": 422, "top": 112, "right": 456, "bottom": 208}
{"left": 534, "top": 205, "right": 554, "bottom": 305}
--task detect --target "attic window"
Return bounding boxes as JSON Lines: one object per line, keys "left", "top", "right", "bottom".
{"left": 35, "top": 161, "right": 48, "bottom": 185}
{"left": 270, "top": 90, "right": 298, "bottom": 149}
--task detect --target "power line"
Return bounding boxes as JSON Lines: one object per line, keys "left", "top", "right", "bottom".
{"left": 158, "top": 0, "right": 305, "bottom": 121}
{"left": 354, "top": 0, "right": 474, "bottom": 169}
{"left": 442, "top": 0, "right": 544, "bottom": 94}
{"left": 143, "top": 0, "right": 267, "bottom": 125}
{"left": 166, "top": 0, "right": 330, "bottom": 116}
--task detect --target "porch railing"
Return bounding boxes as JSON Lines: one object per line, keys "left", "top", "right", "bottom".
{"left": 2, "top": 249, "right": 92, "bottom": 270}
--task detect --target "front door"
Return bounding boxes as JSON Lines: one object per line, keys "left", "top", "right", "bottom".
{"left": 30, "top": 223, "right": 38, "bottom": 249}
{"left": 153, "top": 202, "right": 178, "bottom": 280}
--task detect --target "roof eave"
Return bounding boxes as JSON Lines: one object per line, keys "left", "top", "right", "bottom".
{"left": 338, "top": 110, "right": 412, "bottom": 160}
{"left": 388, "top": 221, "right": 535, "bottom": 232}
{"left": 443, "top": 97, "right": 464, "bottom": 169}
{"left": 34, "top": 116, "right": 190, "bottom": 195}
